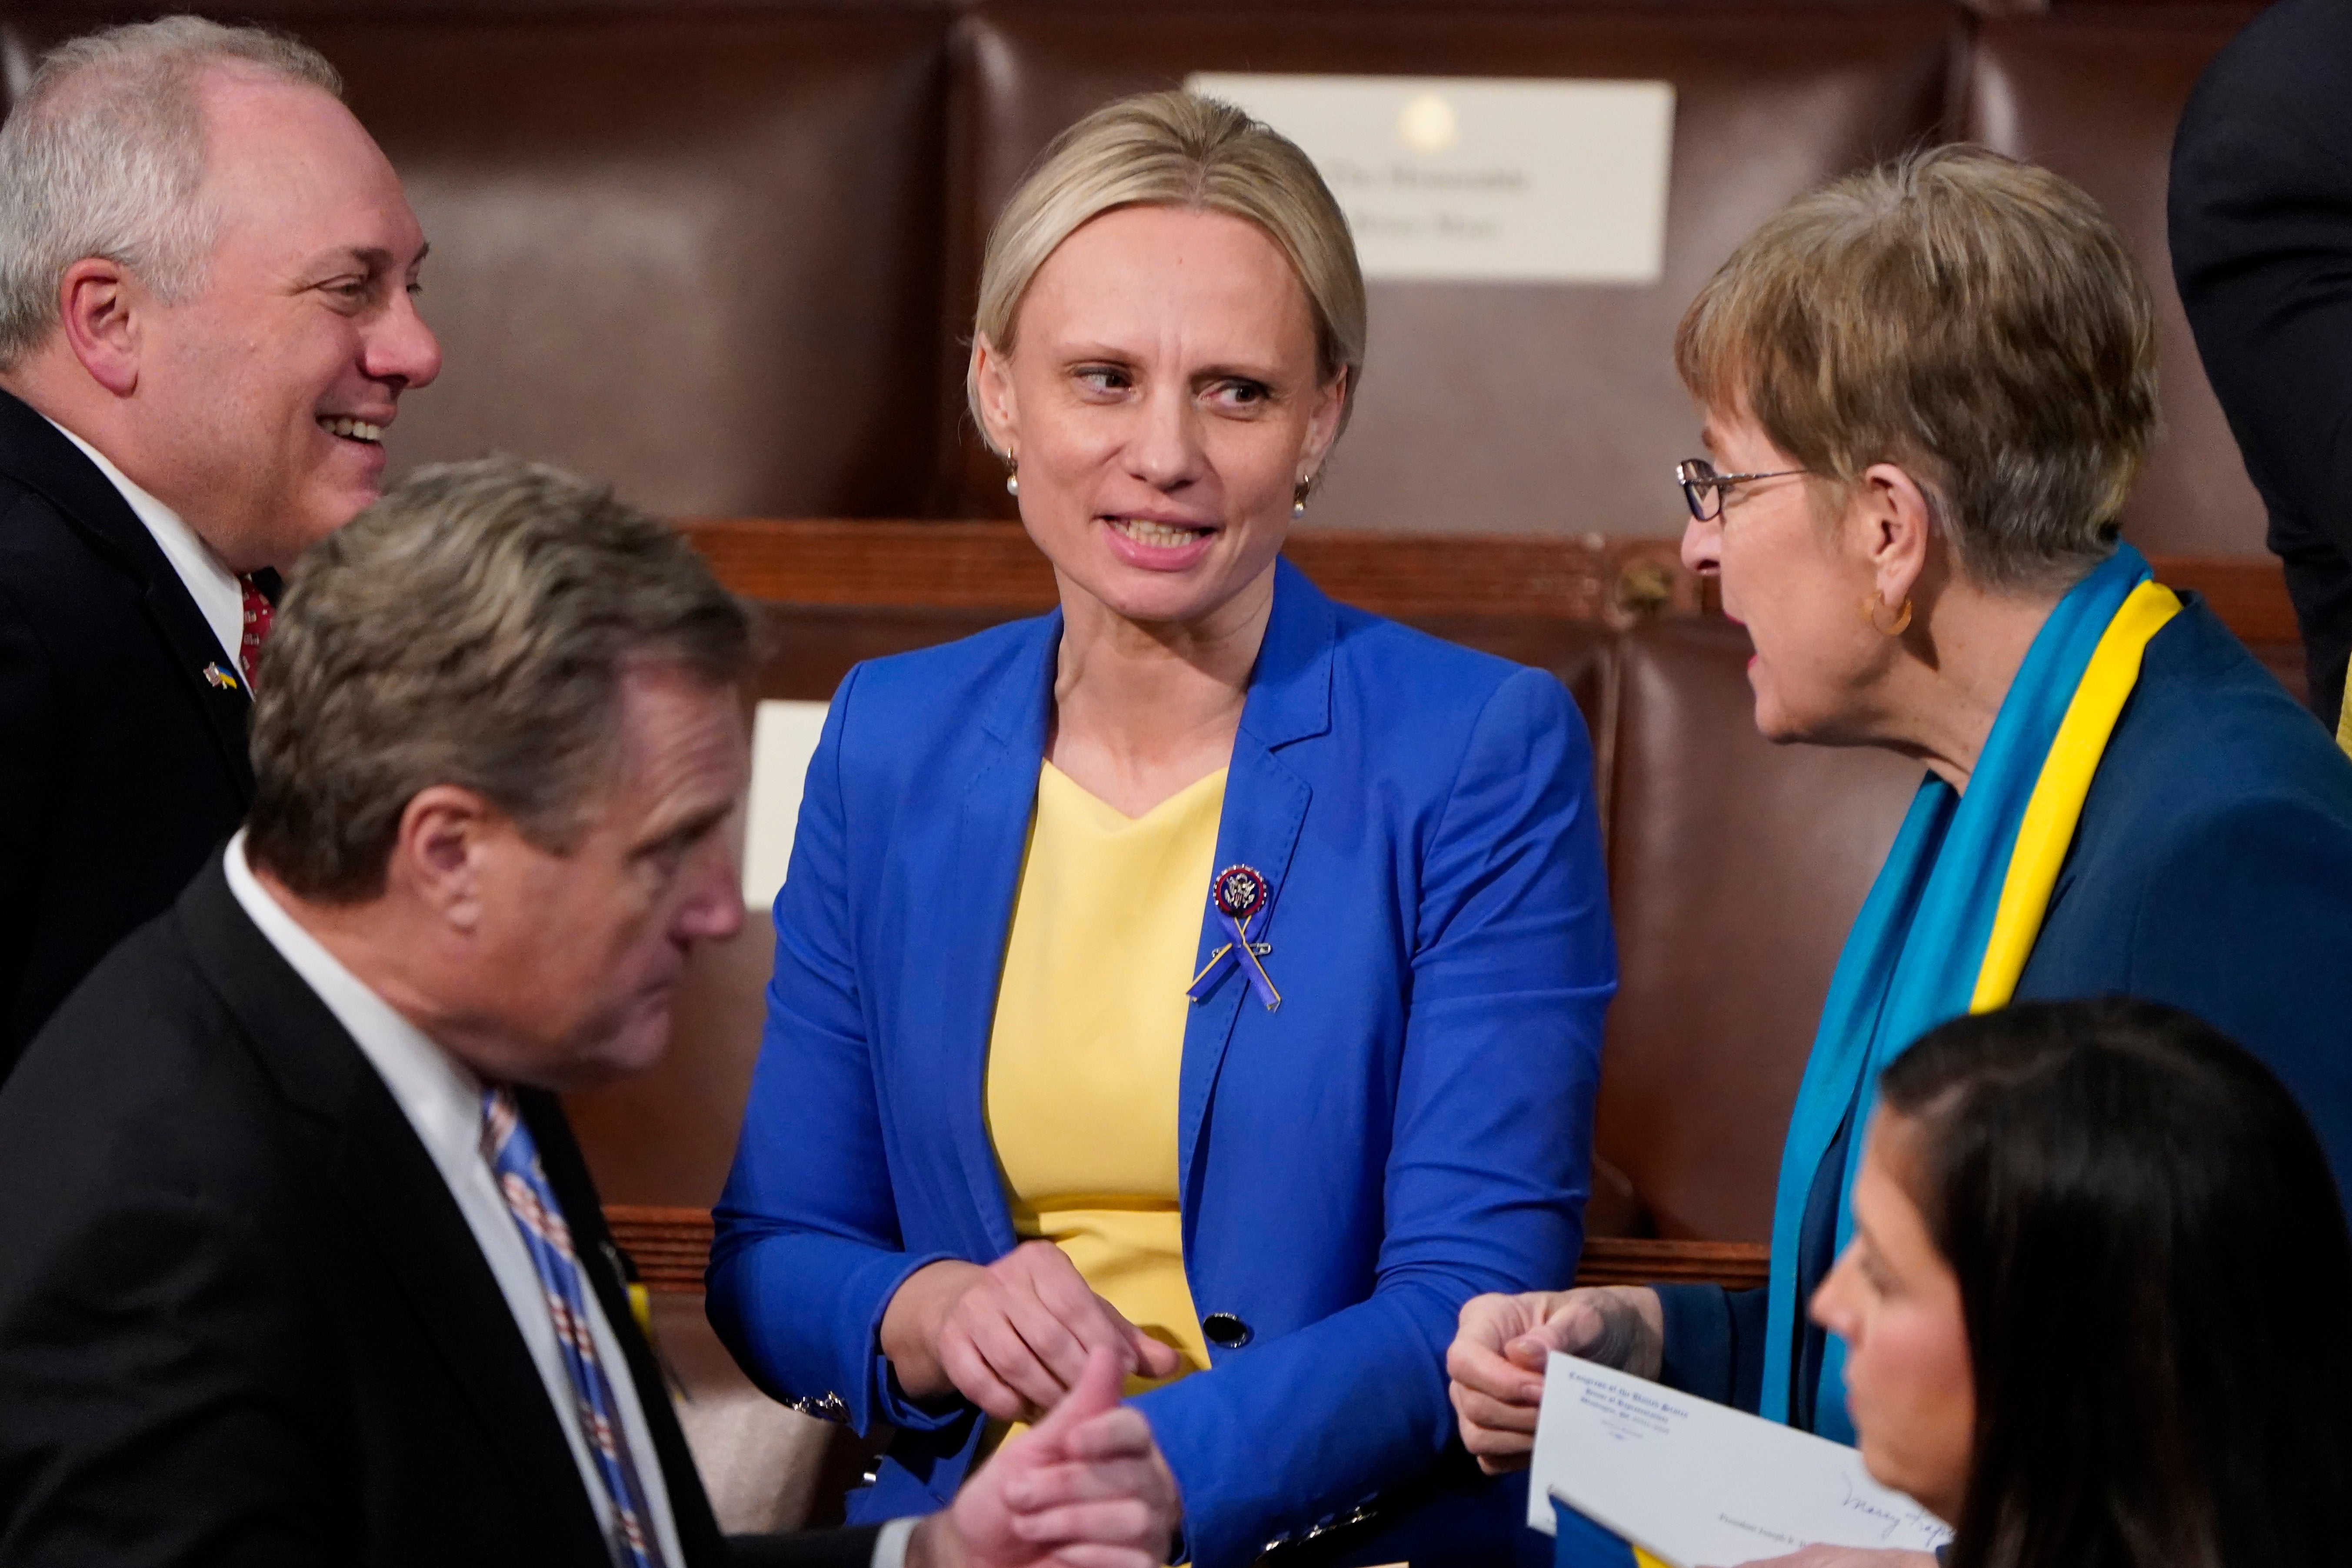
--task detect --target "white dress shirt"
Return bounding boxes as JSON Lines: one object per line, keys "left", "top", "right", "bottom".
{"left": 222, "top": 839, "right": 921, "bottom": 1568}
{"left": 223, "top": 834, "right": 688, "bottom": 1568}
{"left": 42, "top": 414, "right": 243, "bottom": 672}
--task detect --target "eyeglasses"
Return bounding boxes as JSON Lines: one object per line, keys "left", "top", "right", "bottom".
{"left": 1676, "top": 458, "right": 1808, "bottom": 522}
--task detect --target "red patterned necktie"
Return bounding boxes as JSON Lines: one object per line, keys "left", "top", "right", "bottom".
{"left": 237, "top": 575, "right": 272, "bottom": 692}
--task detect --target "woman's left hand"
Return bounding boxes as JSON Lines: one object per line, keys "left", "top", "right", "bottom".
{"left": 883, "top": 1241, "right": 1183, "bottom": 1422}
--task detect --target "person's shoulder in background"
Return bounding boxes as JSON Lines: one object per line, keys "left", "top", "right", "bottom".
{"left": 2175, "top": 0, "right": 2352, "bottom": 156}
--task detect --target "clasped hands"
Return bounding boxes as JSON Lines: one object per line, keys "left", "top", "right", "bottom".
{"left": 885, "top": 1241, "right": 1183, "bottom": 1423}
{"left": 887, "top": 1242, "right": 1185, "bottom": 1568}
{"left": 1445, "top": 1288, "right": 1929, "bottom": 1568}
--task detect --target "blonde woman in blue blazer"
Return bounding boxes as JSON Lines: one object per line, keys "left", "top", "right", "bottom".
{"left": 708, "top": 93, "right": 1616, "bottom": 1568}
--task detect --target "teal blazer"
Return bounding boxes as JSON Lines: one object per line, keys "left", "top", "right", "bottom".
{"left": 1656, "top": 598, "right": 2352, "bottom": 1425}
{"left": 709, "top": 561, "right": 1616, "bottom": 1566}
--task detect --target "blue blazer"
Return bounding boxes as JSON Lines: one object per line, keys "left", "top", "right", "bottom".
{"left": 709, "top": 561, "right": 1616, "bottom": 1566}
{"left": 1658, "top": 596, "right": 2352, "bottom": 1418}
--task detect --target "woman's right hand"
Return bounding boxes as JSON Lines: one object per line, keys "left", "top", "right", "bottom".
{"left": 881, "top": 1241, "right": 1184, "bottom": 1422}
{"left": 1446, "top": 1286, "right": 1664, "bottom": 1473}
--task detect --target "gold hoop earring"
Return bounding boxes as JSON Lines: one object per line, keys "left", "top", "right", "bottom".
{"left": 1863, "top": 593, "right": 1913, "bottom": 636}
{"left": 1292, "top": 476, "right": 1311, "bottom": 520}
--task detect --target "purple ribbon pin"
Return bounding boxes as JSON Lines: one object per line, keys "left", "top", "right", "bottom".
{"left": 1186, "top": 863, "right": 1282, "bottom": 1012}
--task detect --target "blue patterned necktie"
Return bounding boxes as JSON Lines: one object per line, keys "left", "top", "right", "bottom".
{"left": 480, "top": 1087, "right": 669, "bottom": 1568}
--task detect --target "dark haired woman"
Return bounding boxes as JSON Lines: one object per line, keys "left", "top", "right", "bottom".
{"left": 1777, "top": 996, "right": 2352, "bottom": 1568}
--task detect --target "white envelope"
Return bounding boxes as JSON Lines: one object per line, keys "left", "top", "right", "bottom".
{"left": 1528, "top": 1353, "right": 1952, "bottom": 1568}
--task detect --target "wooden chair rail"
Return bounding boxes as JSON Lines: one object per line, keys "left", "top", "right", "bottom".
{"left": 603, "top": 1204, "right": 1771, "bottom": 1295}
{"left": 678, "top": 519, "right": 2295, "bottom": 649}
{"left": 681, "top": 519, "right": 1706, "bottom": 624}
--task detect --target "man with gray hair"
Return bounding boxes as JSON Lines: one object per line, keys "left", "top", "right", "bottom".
{"left": 0, "top": 456, "right": 1180, "bottom": 1568}
{"left": 0, "top": 17, "right": 439, "bottom": 1076}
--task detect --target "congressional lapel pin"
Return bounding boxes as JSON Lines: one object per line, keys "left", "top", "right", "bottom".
{"left": 1186, "top": 862, "right": 1282, "bottom": 1011}
{"left": 201, "top": 662, "right": 240, "bottom": 692}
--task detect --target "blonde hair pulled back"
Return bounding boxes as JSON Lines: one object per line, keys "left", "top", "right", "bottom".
{"left": 968, "top": 90, "right": 1367, "bottom": 459}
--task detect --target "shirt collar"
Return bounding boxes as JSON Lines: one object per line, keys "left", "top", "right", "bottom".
{"left": 40, "top": 413, "right": 244, "bottom": 671}
{"left": 222, "top": 833, "right": 490, "bottom": 1176}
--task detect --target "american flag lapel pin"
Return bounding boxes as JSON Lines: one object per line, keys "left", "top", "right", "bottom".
{"left": 202, "top": 662, "right": 240, "bottom": 692}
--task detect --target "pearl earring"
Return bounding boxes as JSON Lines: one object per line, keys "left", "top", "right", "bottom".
{"left": 1291, "top": 474, "right": 1312, "bottom": 519}
{"left": 1004, "top": 456, "right": 1019, "bottom": 499}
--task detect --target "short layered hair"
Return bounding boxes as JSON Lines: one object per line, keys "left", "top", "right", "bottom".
{"left": 1675, "top": 146, "right": 2159, "bottom": 593}
{"left": 969, "top": 90, "right": 1367, "bottom": 456}
{"left": 0, "top": 16, "right": 342, "bottom": 369}
{"left": 247, "top": 457, "right": 752, "bottom": 901}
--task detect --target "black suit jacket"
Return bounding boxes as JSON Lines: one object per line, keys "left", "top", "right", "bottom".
{"left": 0, "top": 387, "right": 270, "bottom": 1077}
{"left": 0, "top": 857, "right": 879, "bottom": 1568}
{"left": 2171, "top": 0, "right": 2352, "bottom": 724}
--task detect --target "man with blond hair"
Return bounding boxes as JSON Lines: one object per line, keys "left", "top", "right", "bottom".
{"left": 0, "top": 17, "right": 440, "bottom": 1075}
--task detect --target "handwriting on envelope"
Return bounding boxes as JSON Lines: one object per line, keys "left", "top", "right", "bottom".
{"left": 1529, "top": 1353, "right": 1952, "bottom": 1568}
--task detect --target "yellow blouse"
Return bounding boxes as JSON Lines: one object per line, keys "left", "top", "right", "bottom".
{"left": 983, "top": 761, "right": 1225, "bottom": 1392}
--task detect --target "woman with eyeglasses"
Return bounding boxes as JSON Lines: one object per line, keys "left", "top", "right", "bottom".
{"left": 1445, "top": 146, "right": 2352, "bottom": 1526}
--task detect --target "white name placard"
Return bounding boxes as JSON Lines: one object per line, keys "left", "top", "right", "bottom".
{"left": 741, "top": 699, "right": 830, "bottom": 909}
{"left": 1184, "top": 73, "right": 1675, "bottom": 284}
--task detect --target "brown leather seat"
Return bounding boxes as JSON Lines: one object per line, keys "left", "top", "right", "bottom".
{"left": 948, "top": 2, "right": 1964, "bottom": 536}
{"left": 3, "top": 0, "right": 2281, "bottom": 567}
{"left": 1597, "top": 616, "right": 1920, "bottom": 1241}
{"left": 3, "top": 2, "right": 958, "bottom": 521}
{"left": 1961, "top": 5, "right": 2272, "bottom": 557}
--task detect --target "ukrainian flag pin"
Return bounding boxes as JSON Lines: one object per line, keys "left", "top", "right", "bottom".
{"left": 202, "top": 662, "right": 240, "bottom": 692}
{"left": 1186, "top": 862, "right": 1282, "bottom": 1011}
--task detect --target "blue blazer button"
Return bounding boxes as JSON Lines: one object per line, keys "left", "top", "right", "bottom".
{"left": 1202, "top": 1312, "right": 1252, "bottom": 1348}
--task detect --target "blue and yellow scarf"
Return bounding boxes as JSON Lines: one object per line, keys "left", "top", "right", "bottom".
{"left": 1762, "top": 541, "right": 2181, "bottom": 1440}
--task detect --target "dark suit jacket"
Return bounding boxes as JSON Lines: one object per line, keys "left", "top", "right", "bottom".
{"left": 1658, "top": 597, "right": 2352, "bottom": 1417}
{"left": 0, "top": 387, "right": 268, "bottom": 1078}
{"left": 2171, "top": 0, "right": 2352, "bottom": 723}
{"left": 0, "top": 857, "right": 879, "bottom": 1568}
